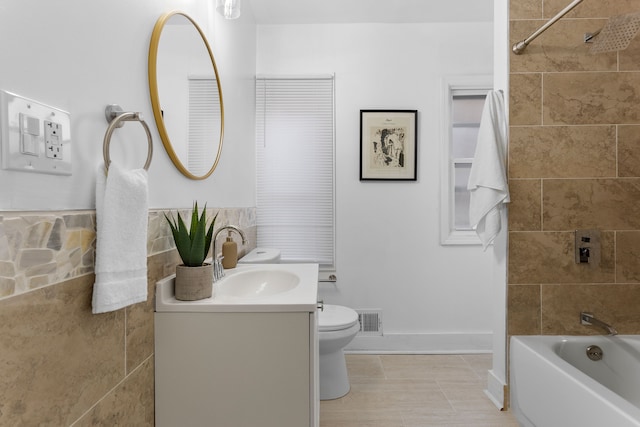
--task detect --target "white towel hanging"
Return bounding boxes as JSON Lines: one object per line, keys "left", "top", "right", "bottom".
{"left": 92, "top": 162, "right": 149, "bottom": 313}
{"left": 467, "top": 90, "right": 510, "bottom": 250}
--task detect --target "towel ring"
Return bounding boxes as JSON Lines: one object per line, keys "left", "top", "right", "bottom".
{"left": 103, "top": 104, "right": 153, "bottom": 173}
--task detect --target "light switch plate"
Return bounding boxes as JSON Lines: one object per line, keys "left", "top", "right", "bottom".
{"left": 0, "top": 90, "right": 71, "bottom": 175}
{"left": 20, "top": 113, "right": 40, "bottom": 155}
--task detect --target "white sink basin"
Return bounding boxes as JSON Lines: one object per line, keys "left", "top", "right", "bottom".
{"left": 155, "top": 263, "right": 319, "bottom": 313}
{"left": 215, "top": 269, "right": 299, "bottom": 299}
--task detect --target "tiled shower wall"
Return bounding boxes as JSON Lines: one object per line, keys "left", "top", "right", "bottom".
{"left": 508, "top": 0, "right": 640, "bottom": 337}
{"left": 0, "top": 208, "right": 256, "bottom": 426}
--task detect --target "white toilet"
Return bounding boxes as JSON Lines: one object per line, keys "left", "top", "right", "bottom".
{"left": 237, "top": 247, "right": 281, "bottom": 264}
{"left": 239, "top": 248, "right": 360, "bottom": 400}
{"left": 318, "top": 304, "right": 360, "bottom": 400}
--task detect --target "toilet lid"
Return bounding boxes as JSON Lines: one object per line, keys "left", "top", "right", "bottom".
{"left": 318, "top": 304, "right": 359, "bottom": 332}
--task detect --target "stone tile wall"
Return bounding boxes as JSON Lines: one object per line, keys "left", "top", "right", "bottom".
{"left": 508, "top": 0, "right": 640, "bottom": 337}
{"left": 0, "top": 207, "right": 256, "bottom": 426}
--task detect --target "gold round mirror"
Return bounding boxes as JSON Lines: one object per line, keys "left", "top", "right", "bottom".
{"left": 148, "top": 11, "right": 224, "bottom": 180}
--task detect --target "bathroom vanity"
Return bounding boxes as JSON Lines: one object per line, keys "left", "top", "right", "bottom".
{"left": 154, "top": 264, "right": 319, "bottom": 427}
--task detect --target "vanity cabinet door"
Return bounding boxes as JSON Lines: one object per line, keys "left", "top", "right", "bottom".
{"left": 155, "top": 311, "right": 311, "bottom": 427}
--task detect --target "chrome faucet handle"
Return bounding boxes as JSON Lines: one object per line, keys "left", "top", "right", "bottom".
{"left": 213, "top": 256, "right": 226, "bottom": 282}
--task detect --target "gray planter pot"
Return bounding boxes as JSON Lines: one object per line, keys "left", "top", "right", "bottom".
{"left": 174, "top": 263, "right": 213, "bottom": 301}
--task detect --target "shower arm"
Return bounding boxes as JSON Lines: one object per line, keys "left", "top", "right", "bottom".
{"left": 512, "top": 0, "right": 585, "bottom": 54}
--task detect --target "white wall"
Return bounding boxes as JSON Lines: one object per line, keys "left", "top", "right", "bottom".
{"left": 0, "top": 0, "right": 256, "bottom": 210}
{"left": 1, "top": 0, "right": 501, "bottom": 354}
{"left": 257, "top": 22, "right": 496, "bottom": 352}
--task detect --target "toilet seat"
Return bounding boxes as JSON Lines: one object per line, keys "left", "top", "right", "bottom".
{"left": 319, "top": 304, "right": 359, "bottom": 332}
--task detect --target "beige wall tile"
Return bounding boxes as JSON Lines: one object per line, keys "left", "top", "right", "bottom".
{"left": 510, "top": 19, "right": 615, "bottom": 72}
{"left": 617, "top": 231, "right": 640, "bottom": 283}
{"left": 510, "top": 73, "right": 542, "bottom": 125}
{"left": 0, "top": 260, "right": 15, "bottom": 276}
{"left": 509, "top": 231, "right": 614, "bottom": 283}
{"left": 620, "top": 35, "right": 640, "bottom": 71}
{"left": 0, "top": 208, "right": 255, "bottom": 300}
{"left": 510, "top": 0, "right": 542, "bottom": 19}
{"left": 508, "top": 284, "right": 541, "bottom": 335}
{"left": 541, "top": 283, "right": 640, "bottom": 334}
{"left": 1, "top": 213, "right": 96, "bottom": 297}
{"left": 543, "top": 0, "right": 639, "bottom": 18}
{"left": 125, "top": 249, "right": 181, "bottom": 373}
{"left": 543, "top": 178, "right": 640, "bottom": 229}
{"left": 0, "top": 207, "right": 256, "bottom": 425}
{"left": 74, "top": 356, "right": 154, "bottom": 427}
{"left": 0, "top": 275, "right": 125, "bottom": 426}
{"left": 0, "top": 238, "right": 178, "bottom": 427}
{"left": 509, "top": 126, "right": 616, "bottom": 178}
{"left": 507, "top": 179, "right": 542, "bottom": 231}
{"left": 0, "top": 277, "right": 16, "bottom": 296}
{"left": 508, "top": 0, "right": 640, "bottom": 403}
{"left": 544, "top": 72, "right": 640, "bottom": 125}
{"left": 619, "top": 125, "right": 640, "bottom": 177}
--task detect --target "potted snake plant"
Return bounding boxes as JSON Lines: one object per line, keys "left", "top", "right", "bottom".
{"left": 165, "top": 202, "right": 217, "bottom": 300}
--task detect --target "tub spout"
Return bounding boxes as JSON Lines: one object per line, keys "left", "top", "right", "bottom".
{"left": 580, "top": 312, "right": 618, "bottom": 336}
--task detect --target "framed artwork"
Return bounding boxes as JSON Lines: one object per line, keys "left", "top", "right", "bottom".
{"left": 359, "top": 110, "right": 418, "bottom": 181}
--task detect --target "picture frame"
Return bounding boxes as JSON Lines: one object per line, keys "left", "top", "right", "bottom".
{"left": 359, "top": 109, "right": 418, "bottom": 181}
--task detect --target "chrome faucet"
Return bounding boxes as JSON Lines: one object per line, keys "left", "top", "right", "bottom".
{"left": 580, "top": 312, "right": 618, "bottom": 336}
{"left": 212, "top": 225, "right": 247, "bottom": 281}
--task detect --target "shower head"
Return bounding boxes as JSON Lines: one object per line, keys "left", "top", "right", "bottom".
{"left": 589, "top": 11, "right": 640, "bottom": 54}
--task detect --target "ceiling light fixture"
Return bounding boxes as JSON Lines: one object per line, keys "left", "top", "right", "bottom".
{"left": 216, "top": 0, "right": 241, "bottom": 19}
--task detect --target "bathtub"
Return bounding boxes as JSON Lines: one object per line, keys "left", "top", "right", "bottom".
{"left": 510, "top": 335, "right": 640, "bottom": 427}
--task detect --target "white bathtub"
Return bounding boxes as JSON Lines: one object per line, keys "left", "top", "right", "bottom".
{"left": 510, "top": 335, "right": 640, "bottom": 427}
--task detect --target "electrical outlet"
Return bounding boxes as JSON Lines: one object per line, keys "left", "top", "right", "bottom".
{"left": 44, "top": 120, "right": 62, "bottom": 159}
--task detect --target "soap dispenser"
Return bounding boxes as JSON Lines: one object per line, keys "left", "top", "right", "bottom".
{"left": 221, "top": 230, "right": 238, "bottom": 269}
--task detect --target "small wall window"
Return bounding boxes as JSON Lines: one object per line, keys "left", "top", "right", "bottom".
{"left": 440, "top": 76, "right": 492, "bottom": 245}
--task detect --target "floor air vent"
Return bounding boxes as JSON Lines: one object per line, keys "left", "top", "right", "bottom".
{"left": 356, "top": 310, "right": 383, "bottom": 336}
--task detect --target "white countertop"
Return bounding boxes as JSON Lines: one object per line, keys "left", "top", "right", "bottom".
{"left": 155, "top": 263, "right": 319, "bottom": 313}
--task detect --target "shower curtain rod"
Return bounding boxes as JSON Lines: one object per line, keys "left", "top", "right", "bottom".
{"left": 512, "top": 0, "right": 585, "bottom": 54}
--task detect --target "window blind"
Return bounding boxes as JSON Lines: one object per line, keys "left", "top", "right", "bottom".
{"left": 452, "top": 92, "right": 486, "bottom": 231}
{"left": 255, "top": 76, "right": 335, "bottom": 268}
{"left": 188, "top": 76, "right": 221, "bottom": 177}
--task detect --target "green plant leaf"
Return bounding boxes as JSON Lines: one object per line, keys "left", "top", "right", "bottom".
{"left": 176, "top": 212, "right": 194, "bottom": 265}
{"left": 205, "top": 212, "right": 217, "bottom": 260}
{"left": 165, "top": 202, "right": 217, "bottom": 267}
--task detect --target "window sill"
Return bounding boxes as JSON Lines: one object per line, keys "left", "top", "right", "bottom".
{"left": 440, "top": 230, "right": 484, "bottom": 246}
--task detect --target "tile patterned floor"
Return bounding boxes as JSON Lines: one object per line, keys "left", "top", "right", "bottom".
{"left": 320, "top": 354, "right": 519, "bottom": 427}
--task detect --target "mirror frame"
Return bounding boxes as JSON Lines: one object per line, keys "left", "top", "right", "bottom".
{"left": 148, "top": 10, "right": 225, "bottom": 180}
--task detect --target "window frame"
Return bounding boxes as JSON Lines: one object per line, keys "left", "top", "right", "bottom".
{"left": 439, "top": 75, "right": 492, "bottom": 245}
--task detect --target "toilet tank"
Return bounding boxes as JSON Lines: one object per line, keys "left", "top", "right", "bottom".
{"left": 238, "top": 248, "right": 281, "bottom": 264}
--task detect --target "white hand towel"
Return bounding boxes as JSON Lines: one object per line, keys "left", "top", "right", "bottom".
{"left": 92, "top": 162, "right": 149, "bottom": 314}
{"left": 467, "top": 90, "right": 510, "bottom": 250}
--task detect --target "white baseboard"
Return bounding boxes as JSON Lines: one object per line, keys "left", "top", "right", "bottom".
{"left": 345, "top": 332, "right": 492, "bottom": 354}
{"left": 485, "top": 369, "right": 506, "bottom": 410}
